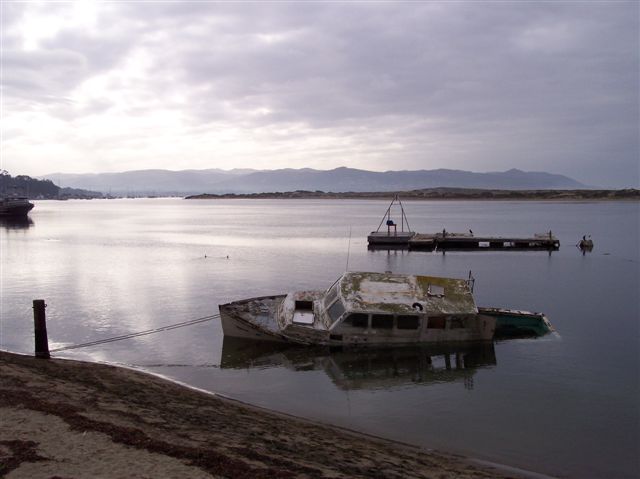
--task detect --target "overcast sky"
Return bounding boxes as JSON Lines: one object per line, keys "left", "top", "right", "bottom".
{"left": 1, "top": 1, "right": 638, "bottom": 187}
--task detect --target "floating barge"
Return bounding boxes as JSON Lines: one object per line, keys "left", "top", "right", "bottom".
{"left": 367, "top": 196, "right": 559, "bottom": 251}
{"left": 368, "top": 231, "right": 559, "bottom": 250}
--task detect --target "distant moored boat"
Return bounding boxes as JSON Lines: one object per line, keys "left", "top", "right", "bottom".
{"left": 0, "top": 196, "right": 35, "bottom": 217}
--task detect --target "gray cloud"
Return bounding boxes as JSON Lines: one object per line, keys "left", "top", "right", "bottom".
{"left": 2, "top": 1, "right": 638, "bottom": 187}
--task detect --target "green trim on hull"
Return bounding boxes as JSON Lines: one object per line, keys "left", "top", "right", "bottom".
{"left": 478, "top": 308, "right": 554, "bottom": 339}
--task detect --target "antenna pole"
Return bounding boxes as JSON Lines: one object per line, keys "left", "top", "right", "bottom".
{"left": 345, "top": 226, "right": 352, "bottom": 271}
{"left": 396, "top": 196, "right": 412, "bottom": 232}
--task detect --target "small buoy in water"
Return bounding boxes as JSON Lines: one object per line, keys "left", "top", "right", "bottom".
{"left": 226, "top": 255, "right": 229, "bottom": 259}
{"left": 577, "top": 238, "right": 594, "bottom": 250}
{"left": 204, "top": 254, "right": 207, "bottom": 258}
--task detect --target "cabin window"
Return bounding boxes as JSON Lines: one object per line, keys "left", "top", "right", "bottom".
{"left": 372, "top": 314, "right": 393, "bottom": 329}
{"left": 428, "top": 316, "right": 446, "bottom": 329}
{"left": 397, "top": 315, "right": 420, "bottom": 330}
{"left": 327, "top": 299, "right": 346, "bottom": 324}
{"left": 324, "top": 285, "right": 338, "bottom": 309}
{"left": 344, "top": 313, "right": 368, "bottom": 328}
{"left": 295, "top": 300, "right": 313, "bottom": 311}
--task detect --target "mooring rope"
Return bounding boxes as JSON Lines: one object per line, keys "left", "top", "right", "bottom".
{"left": 50, "top": 313, "right": 220, "bottom": 352}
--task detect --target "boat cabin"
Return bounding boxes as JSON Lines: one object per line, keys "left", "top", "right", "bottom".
{"left": 281, "top": 272, "right": 490, "bottom": 345}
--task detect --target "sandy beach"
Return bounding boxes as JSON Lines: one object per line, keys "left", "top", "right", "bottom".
{"left": 0, "top": 351, "right": 528, "bottom": 478}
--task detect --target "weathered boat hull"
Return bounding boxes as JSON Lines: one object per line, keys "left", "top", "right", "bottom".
{"left": 218, "top": 272, "right": 552, "bottom": 346}
{"left": 219, "top": 295, "right": 288, "bottom": 342}
{"left": 478, "top": 307, "right": 554, "bottom": 338}
{"left": 220, "top": 295, "right": 497, "bottom": 346}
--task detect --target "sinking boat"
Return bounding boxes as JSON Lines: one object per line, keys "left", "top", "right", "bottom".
{"left": 220, "top": 271, "right": 504, "bottom": 346}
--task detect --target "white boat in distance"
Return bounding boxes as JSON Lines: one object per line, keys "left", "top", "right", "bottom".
{"left": 220, "top": 271, "right": 498, "bottom": 346}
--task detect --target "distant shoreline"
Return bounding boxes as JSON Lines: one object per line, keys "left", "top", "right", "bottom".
{"left": 185, "top": 188, "right": 639, "bottom": 201}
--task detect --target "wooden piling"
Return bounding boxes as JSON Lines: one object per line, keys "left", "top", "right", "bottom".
{"left": 33, "top": 299, "right": 50, "bottom": 359}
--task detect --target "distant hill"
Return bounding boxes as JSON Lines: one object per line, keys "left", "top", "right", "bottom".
{"left": 43, "top": 167, "right": 588, "bottom": 195}
{"left": 188, "top": 188, "right": 639, "bottom": 201}
{"left": 1, "top": 171, "right": 102, "bottom": 199}
{"left": 213, "top": 167, "right": 588, "bottom": 193}
{"left": 41, "top": 169, "right": 255, "bottom": 196}
{"left": 1, "top": 171, "right": 59, "bottom": 198}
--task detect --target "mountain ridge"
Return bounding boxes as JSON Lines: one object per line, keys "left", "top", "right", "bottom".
{"left": 41, "top": 167, "right": 589, "bottom": 195}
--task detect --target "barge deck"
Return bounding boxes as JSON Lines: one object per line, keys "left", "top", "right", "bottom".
{"left": 368, "top": 231, "right": 559, "bottom": 250}
{"left": 368, "top": 197, "right": 559, "bottom": 251}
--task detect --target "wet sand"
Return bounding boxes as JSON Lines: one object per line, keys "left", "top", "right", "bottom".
{"left": 1, "top": 351, "right": 526, "bottom": 478}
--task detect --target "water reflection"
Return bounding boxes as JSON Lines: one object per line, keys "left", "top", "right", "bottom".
{"left": 221, "top": 337, "right": 496, "bottom": 391}
{"left": 0, "top": 216, "right": 34, "bottom": 229}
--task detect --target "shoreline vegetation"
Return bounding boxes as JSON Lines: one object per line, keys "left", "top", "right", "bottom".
{"left": 0, "top": 350, "right": 529, "bottom": 478}
{"left": 185, "top": 187, "right": 639, "bottom": 201}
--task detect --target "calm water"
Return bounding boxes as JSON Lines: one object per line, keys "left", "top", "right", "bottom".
{"left": 1, "top": 199, "right": 638, "bottom": 478}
